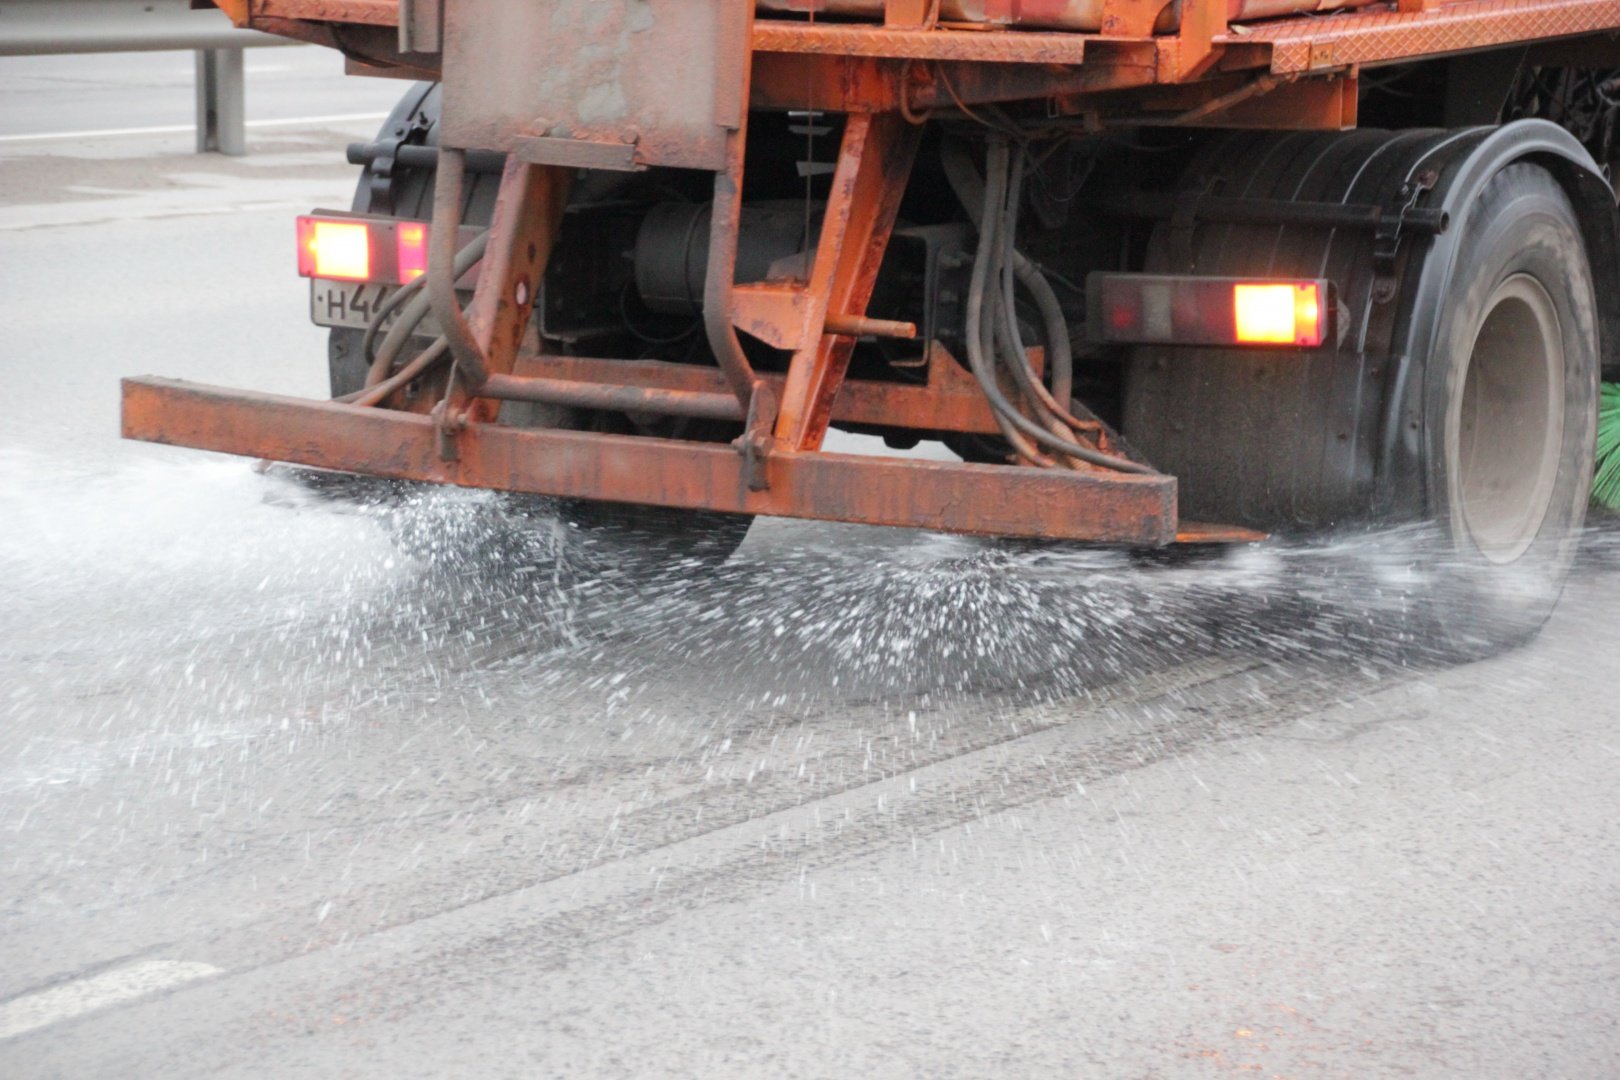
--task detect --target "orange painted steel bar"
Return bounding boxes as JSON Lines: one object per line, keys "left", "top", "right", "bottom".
{"left": 123, "top": 377, "right": 1180, "bottom": 545}
{"left": 478, "top": 374, "right": 746, "bottom": 422}
{"left": 220, "top": 0, "right": 1620, "bottom": 100}
{"left": 754, "top": 0, "right": 1383, "bottom": 34}
{"left": 1221, "top": 0, "right": 1620, "bottom": 74}
{"left": 509, "top": 348, "right": 1011, "bottom": 436}
{"left": 445, "top": 158, "right": 569, "bottom": 425}
{"left": 773, "top": 112, "right": 922, "bottom": 452}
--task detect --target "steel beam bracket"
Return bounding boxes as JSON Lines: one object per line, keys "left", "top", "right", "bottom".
{"left": 361, "top": 108, "right": 434, "bottom": 216}
{"left": 737, "top": 381, "right": 779, "bottom": 492}
{"left": 121, "top": 376, "right": 1183, "bottom": 546}
{"left": 1372, "top": 167, "right": 1440, "bottom": 303}
{"left": 432, "top": 397, "right": 467, "bottom": 461}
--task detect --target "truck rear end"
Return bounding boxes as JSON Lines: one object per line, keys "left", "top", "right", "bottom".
{"left": 124, "top": 0, "right": 1620, "bottom": 650}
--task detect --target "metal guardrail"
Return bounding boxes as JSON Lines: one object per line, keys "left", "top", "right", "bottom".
{"left": 0, "top": 0, "right": 298, "bottom": 154}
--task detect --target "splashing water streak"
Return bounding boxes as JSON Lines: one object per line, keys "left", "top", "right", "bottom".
{"left": 3, "top": 445, "right": 1617, "bottom": 930}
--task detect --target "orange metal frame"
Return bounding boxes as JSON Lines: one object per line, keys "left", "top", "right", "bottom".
{"left": 216, "top": 0, "right": 1620, "bottom": 126}
{"left": 127, "top": 1, "right": 1619, "bottom": 546}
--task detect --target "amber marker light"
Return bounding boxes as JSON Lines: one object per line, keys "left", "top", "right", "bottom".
{"left": 296, "top": 217, "right": 371, "bottom": 281}
{"left": 396, "top": 222, "right": 428, "bottom": 283}
{"left": 1234, "top": 282, "right": 1323, "bottom": 347}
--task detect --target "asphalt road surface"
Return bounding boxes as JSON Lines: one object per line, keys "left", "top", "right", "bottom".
{"left": 3, "top": 51, "right": 1619, "bottom": 1080}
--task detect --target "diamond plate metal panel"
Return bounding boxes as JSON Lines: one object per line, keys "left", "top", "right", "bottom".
{"left": 1226, "top": 0, "right": 1620, "bottom": 73}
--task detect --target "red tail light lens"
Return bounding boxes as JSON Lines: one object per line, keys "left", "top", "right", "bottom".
{"left": 296, "top": 218, "right": 372, "bottom": 281}
{"left": 1088, "top": 274, "right": 1330, "bottom": 349}
{"left": 396, "top": 222, "right": 428, "bottom": 283}
{"left": 1233, "top": 282, "right": 1322, "bottom": 346}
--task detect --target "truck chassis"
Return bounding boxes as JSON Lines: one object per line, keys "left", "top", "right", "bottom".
{"left": 123, "top": 0, "right": 1620, "bottom": 646}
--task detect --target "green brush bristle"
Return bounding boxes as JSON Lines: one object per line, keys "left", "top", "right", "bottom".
{"left": 1595, "top": 382, "right": 1620, "bottom": 511}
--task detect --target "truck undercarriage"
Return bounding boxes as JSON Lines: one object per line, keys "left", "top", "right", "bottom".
{"left": 123, "top": 0, "right": 1620, "bottom": 649}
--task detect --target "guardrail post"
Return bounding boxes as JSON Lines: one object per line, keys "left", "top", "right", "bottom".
{"left": 195, "top": 46, "right": 245, "bottom": 155}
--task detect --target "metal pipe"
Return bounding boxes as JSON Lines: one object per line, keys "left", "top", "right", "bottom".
{"left": 1103, "top": 193, "right": 1449, "bottom": 235}
{"left": 825, "top": 313, "right": 917, "bottom": 339}
{"left": 427, "top": 147, "right": 490, "bottom": 389}
{"left": 123, "top": 375, "right": 1180, "bottom": 546}
{"left": 702, "top": 133, "right": 762, "bottom": 408}
{"left": 194, "top": 47, "right": 244, "bottom": 155}
{"left": 345, "top": 144, "right": 508, "bottom": 174}
{"left": 479, "top": 374, "right": 746, "bottom": 421}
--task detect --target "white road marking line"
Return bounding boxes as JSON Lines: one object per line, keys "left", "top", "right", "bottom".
{"left": 0, "top": 113, "right": 390, "bottom": 144}
{"left": 0, "top": 961, "right": 221, "bottom": 1040}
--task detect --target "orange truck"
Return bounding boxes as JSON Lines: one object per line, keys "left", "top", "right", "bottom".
{"left": 124, "top": 0, "right": 1620, "bottom": 650}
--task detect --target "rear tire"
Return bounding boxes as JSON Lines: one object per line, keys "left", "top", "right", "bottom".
{"left": 1420, "top": 164, "right": 1597, "bottom": 654}
{"left": 1123, "top": 140, "right": 1598, "bottom": 656}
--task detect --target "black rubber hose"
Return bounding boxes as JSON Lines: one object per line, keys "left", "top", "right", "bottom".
{"left": 962, "top": 140, "right": 1051, "bottom": 466}
{"left": 1014, "top": 248, "right": 1074, "bottom": 408}
{"left": 941, "top": 139, "right": 1074, "bottom": 408}
{"left": 964, "top": 139, "right": 1069, "bottom": 464}
{"left": 962, "top": 138, "right": 1156, "bottom": 474}
{"left": 340, "top": 337, "right": 450, "bottom": 408}
{"left": 979, "top": 279, "right": 1054, "bottom": 468}
{"left": 358, "top": 271, "right": 423, "bottom": 374}
{"left": 992, "top": 151, "right": 1083, "bottom": 467}
{"left": 365, "top": 230, "right": 489, "bottom": 388}
{"left": 991, "top": 153, "right": 1104, "bottom": 452}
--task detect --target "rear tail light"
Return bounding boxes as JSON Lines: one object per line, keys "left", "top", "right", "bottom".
{"left": 396, "top": 222, "right": 428, "bottom": 283}
{"left": 296, "top": 214, "right": 436, "bottom": 286}
{"left": 1233, "top": 282, "right": 1322, "bottom": 345}
{"left": 297, "top": 218, "right": 372, "bottom": 281}
{"left": 1088, "top": 274, "right": 1331, "bottom": 349}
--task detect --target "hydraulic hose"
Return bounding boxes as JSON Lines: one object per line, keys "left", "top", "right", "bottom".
{"left": 358, "top": 269, "right": 421, "bottom": 374}
{"left": 364, "top": 230, "right": 489, "bottom": 389}
{"left": 992, "top": 154, "right": 1082, "bottom": 468}
{"left": 960, "top": 136, "right": 1155, "bottom": 474}
{"left": 961, "top": 139, "right": 1050, "bottom": 466}
{"left": 941, "top": 139, "right": 1074, "bottom": 409}
{"left": 341, "top": 338, "right": 449, "bottom": 408}
{"left": 993, "top": 153, "right": 1105, "bottom": 457}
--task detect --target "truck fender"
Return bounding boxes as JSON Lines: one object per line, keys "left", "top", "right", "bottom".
{"left": 1378, "top": 119, "right": 1619, "bottom": 519}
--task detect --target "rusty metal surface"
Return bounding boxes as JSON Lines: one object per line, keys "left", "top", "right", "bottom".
{"left": 1113, "top": 69, "right": 1358, "bottom": 129}
{"left": 122, "top": 377, "right": 1179, "bottom": 545}
{"left": 1225, "top": 0, "right": 1620, "bottom": 74}
{"left": 510, "top": 347, "right": 1011, "bottom": 436}
{"left": 251, "top": 0, "right": 397, "bottom": 25}
{"left": 702, "top": 113, "right": 766, "bottom": 411}
{"left": 480, "top": 373, "right": 744, "bottom": 421}
{"left": 751, "top": 22, "right": 1095, "bottom": 62}
{"left": 435, "top": 0, "right": 749, "bottom": 171}
{"left": 239, "top": 0, "right": 1620, "bottom": 105}
{"left": 442, "top": 159, "right": 570, "bottom": 425}
{"left": 186, "top": 0, "right": 1619, "bottom": 548}
{"left": 775, "top": 113, "right": 921, "bottom": 452}
{"left": 1174, "top": 521, "right": 1268, "bottom": 544}
{"left": 758, "top": 0, "right": 1118, "bottom": 32}
{"left": 755, "top": 0, "right": 1375, "bottom": 33}
{"left": 232, "top": 0, "right": 1620, "bottom": 132}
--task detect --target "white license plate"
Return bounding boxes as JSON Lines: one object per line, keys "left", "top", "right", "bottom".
{"left": 310, "top": 279, "right": 441, "bottom": 336}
